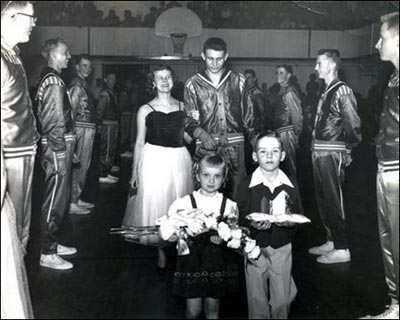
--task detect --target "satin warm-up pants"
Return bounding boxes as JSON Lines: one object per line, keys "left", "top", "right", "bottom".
{"left": 40, "top": 137, "right": 74, "bottom": 255}
{"left": 71, "top": 124, "right": 96, "bottom": 203}
{"left": 3, "top": 145, "right": 36, "bottom": 253}
{"left": 312, "top": 150, "right": 348, "bottom": 249}
{"left": 377, "top": 165, "right": 399, "bottom": 303}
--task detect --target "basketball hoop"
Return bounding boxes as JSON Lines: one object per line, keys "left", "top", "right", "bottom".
{"left": 155, "top": 7, "right": 202, "bottom": 57}
{"left": 170, "top": 33, "right": 187, "bottom": 55}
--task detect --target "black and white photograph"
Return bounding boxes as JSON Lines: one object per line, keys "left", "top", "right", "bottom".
{"left": 1, "top": 1, "right": 399, "bottom": 319}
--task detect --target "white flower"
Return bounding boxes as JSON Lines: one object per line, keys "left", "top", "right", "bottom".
{"left": 187, "top": 220, "right": 205, "bottom": 236}
{"left": 204, "top": 217, "right": 218, "bottom": 230}
{"left": 159, "top": 223, "right": 177, "bottom": 241}
{"left": 244, "top": 238, "right": 256, "bottom": 254}
{"left": 227, "top": 238, "right": 241, "bottom": 249}
{"left": 248, "top": 245, "right": 261, "bottom": 259}
{"left": 191, "top": 110, "right": 200, "bottom": 121}
{"left": 217, "top": 222, "right": 232, "bottom": 241}
{"left": 155, "top": 215, "right": 169, "bottom": 226}
{"left": 231, "top": 229, "right": 242, "bottom": 240}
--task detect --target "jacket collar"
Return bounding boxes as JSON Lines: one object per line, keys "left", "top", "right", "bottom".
{"left": 198, "top": 68, "right": 232, "bottom": 90}
{"left": 249, "top": 168, "right": 294, "bottom": 191}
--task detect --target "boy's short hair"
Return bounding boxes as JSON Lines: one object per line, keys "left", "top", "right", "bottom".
{"left": 75, "top": 54, "right": 91, "bottom": 65}
{"left": 41, "top": 37, "right": 67, "bottom": 61}
{"left": 197, "top": 154, "right": 228, "bottom": 178}
{"left": 244, "top": 69, "right": 256, "bottom": 78}
{"left": 317, "top": 49, "right": 341, "bottom": 70}
{"left": 381, "top": 11, "right": 399, "bottom": 36}
{"left": 203, "top": 37, "right": 227, "bottom": 54}
{"left": 276, "top": 64, "right": 293, "bottom": 74}
{"left": 254, "top": 131, "right": 282, "bottom": 151}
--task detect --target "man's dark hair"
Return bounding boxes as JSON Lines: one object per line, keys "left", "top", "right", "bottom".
{"left": 203, "top": 37, "right": 227, "bottom": 54}
{"left": 75, "top": 54, "right": 91, "bottom": 65}
{"left": 381, "top": 11, "right": 399, "bottom": 36}
{"left": 277, "top": 64, "right": 293, "bottom": 74}
{"left": 244, "top": 69, "right": 256, "bottom": 78}
{"left": 317, "top": 49, "right": 341, "bottom": 70}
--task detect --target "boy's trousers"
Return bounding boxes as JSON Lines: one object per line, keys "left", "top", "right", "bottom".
{"left": 245, "top": 243, "right": 297, "bottom": 319}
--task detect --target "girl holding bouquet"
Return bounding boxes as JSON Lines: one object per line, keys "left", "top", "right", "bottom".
{"left": 122, "top": 65, "right": 193, "bottom": 270}
{"left": 167, "top": 154, "right": 240, "bottom": 319}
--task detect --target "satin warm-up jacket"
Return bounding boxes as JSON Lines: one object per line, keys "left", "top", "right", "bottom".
{"left": 96, "top": 87, "right": 119, "bottom": 124}
{"left": 272, "top": 83, "right": 303, "bottom": 136}
{"left": 184, "top": 69, "right": 257, "bottom": 143}
{"left": 1, "top": 42, "right": 39, "bottom": 150}
{"left": 35, "top": 67, "right": 74, "bottom": 155}
{"left": 69, "top": 76, "right": 96, "bottom": 124}
{"left": 376, "top": 70, "right": 399, "bottom": 164}
{"left": 312, "top": 78, "right": 361, "bottom": 151}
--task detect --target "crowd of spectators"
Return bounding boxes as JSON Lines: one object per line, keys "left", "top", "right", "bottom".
{"left": 35, "top": 1, "right": 395, "bottom": 30}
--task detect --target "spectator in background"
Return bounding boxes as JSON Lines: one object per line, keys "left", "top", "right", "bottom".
{"left": 92, "top": 77, "right": 103, "bottom": 103}
{"left": 244, "top": 69, "right": 266, "bottom": 130}
{"left": 244, "top": 69, "right": 267, "bottom": 173}
{"left": 143, "top": 7, "right": 158, "bottom": 27}
{"left": 96, "top": 72, "right": 120, "bottom": 184}
{"left": 103, "top": 9, "right": 119, "bottom": 27}
{"left": 271, "top": 65, "right": 303, "bottom": 183}
{"left": 93, "top": 9, "right": 104, "bottom": 26}
{"left": 303, "top": 73, "right": 321, "bottom": 136}
{"left": 68, "top": 54, "right": 96, "bottom": 215}
{"left": 118, "top": 78, "right": 134, "bottom": 158}
{"left": 120, "top": 10, "right": 137, "bottom": 27}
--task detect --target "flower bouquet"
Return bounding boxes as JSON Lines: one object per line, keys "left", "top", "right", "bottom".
{"left": 156, "top": 207, "right": 261, "bottom": 259}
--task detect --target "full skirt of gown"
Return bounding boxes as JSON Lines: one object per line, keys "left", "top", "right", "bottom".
{"left": 122, "top": 143, "right": 193, "bottom": 245}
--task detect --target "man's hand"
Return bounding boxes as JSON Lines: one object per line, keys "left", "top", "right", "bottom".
{"left": 56, "top": 157, "right": 67, "bottom": 176}
{"left": 198, "top": 131, "right": 218, "bottom": 150}
{"left": 275, "top": 221, "right": 296, "bottom": 228}
{"left": 168, "top": 234, "right": 178, "bottom": 242}
{"left": 210, "top": 235, "right": 223, "bottom": 245}
{"left": 72, "top": 153, "right": 80, "bottom": 165}
{"left": 344, "top": 150, "right": 353, "bottom": 167}
{"left": 251, "top": 220, "right": 272, "bottom": 230}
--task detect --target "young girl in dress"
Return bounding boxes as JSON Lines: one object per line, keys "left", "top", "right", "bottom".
{"left": 167, "top": 154, "right": 240, "bottom": 319}
{"left": 122, "top": 65, "right": 193, "bottom": 270}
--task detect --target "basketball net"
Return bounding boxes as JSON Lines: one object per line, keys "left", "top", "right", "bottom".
{"left": 170, "top": 33, "right": 187, "bottom": 55}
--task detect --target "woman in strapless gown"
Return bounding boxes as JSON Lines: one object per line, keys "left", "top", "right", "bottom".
{"left": 122, "top": 65, "right": 193, "bottom": 269}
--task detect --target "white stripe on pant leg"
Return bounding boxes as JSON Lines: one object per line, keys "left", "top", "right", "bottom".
{"left": 106, "top": 126, "right": 110, "bottom": 164}
{"left": 338, "top": 152, "right": 345, "bottom": 220}
{"left": 47, "top": 152, "right": 59, "bottom": 223}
